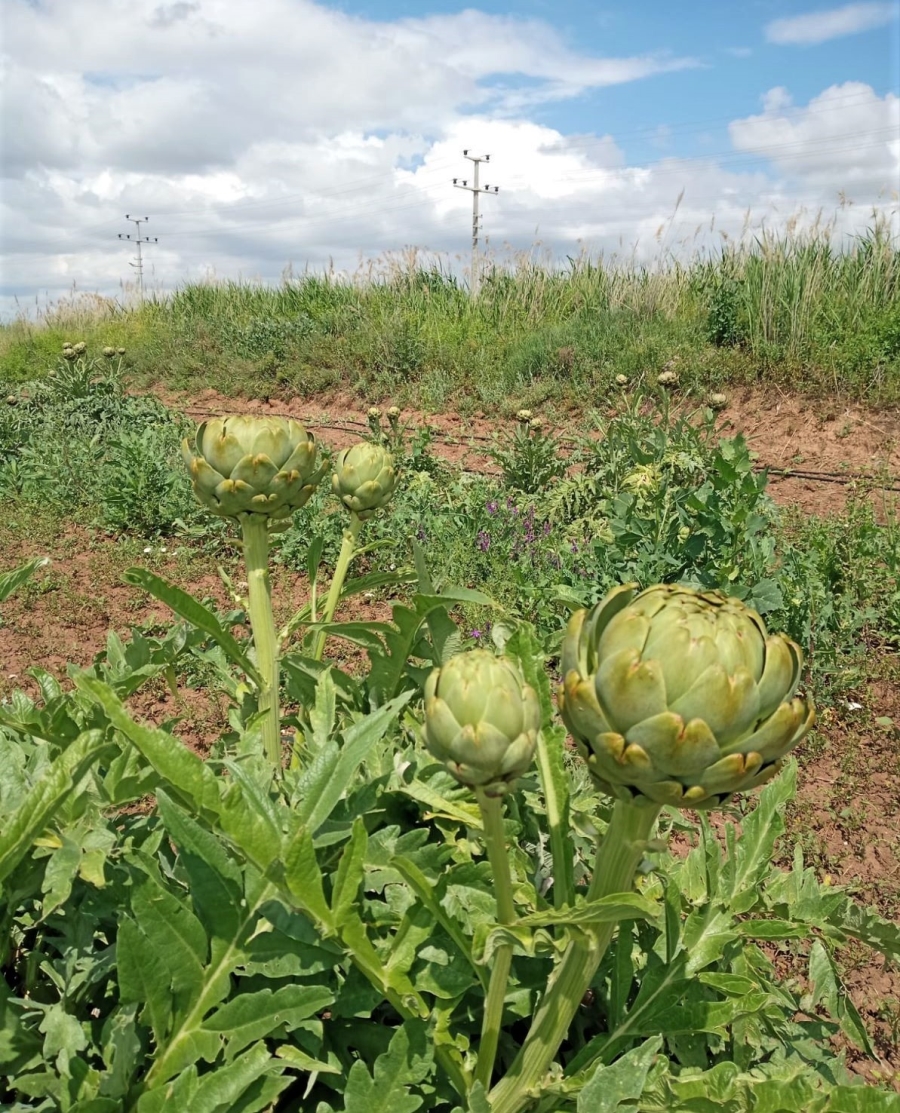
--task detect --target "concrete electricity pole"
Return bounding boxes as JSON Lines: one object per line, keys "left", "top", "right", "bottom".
{"left": 453, "top": 151, "right": 499, "bottom": 297}
{"left": 118, "top": 215, "right": 158, "bottom": 303}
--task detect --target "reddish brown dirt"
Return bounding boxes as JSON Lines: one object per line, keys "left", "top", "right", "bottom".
{"left": 3, "top": 388, "right": 899, "bottom": 1087}
{"left": 155, "top": 384, "right": 900, "bottom": 517}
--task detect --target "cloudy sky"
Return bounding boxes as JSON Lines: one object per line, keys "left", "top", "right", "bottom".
{"left": 1, "top": 0, "right": 898, "bottom": 316}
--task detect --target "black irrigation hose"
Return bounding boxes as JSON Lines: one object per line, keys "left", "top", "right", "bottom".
{"left": 178, "top": 405, "right": 900, "bottom": 492}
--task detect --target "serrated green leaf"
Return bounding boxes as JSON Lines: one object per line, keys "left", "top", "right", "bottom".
{"left": 40, "top": 835, "right": 82, "bottom": 916}
{"left": 122, "top": 568, "right": 262, "bottom": 687}
{"left": 332, "top": 818, "right": 367, "bottom": 928}
{"left": 99, "top": 1002, "right": 142, "bottom": 1100}
{"left": 116, "top": 918, "right": 174, "bottom": 1044}
{"left": 807, "top": 940, "right": 874, "bottom": 1056}
{"left": 157, "top": 792, "right": 244, "bottom": 943}
{"left": 0, "top": 729, "right": 110, "bottom": 888}
{"left": 737, "top": 919, "right": 809, "bottom": 940}
{"left": 393, "top": 856, "right": 486, "bottom": 989}
{"left": 506, "top": 624, "right": 575, "bottom": 910}
{"left": 399, "top": 779, "right": 482, "bottom": 829}
{"left": 461, "top": 1082, "right": 492, "bottom": 1113}
{"left": 309, "top": 668, "right": 337, "bottom": 752}
{"left": 517, "top": 892, "right": 658, "bottom": 928}
{"left": 0, "top": 556, "right": 48, "bottom": 603}
{"left": 217, "top": 763, "right": 283, "bottom": 871}
{"left": 282, "top": 820, "right": 333, "bottom": 930}
{"left": 201, "top": 984, "right": 333, "bottom": 1059}
{"left": 130, "top": 875, "right": 210, "bottom": 1013}
{"left": 342, "top": 1023, "right": 433, "bottom": 1113}
{"left": 298, "top": 691, "right": 412, "bottom": 833}
{"left": 718, "top": 764, "right": 794, "bottom": 913}
{"left": 74, "top": 675, "right": 223, "bottom": 817}
{"left": 275, "top": 1045, "right": 341, "bottom": 1074}
{"left": 135, "top": 1067, "right": 199, "bottom": 1113}
{"left": 576, "top": 1036, "right": 662, "bottom": 1112}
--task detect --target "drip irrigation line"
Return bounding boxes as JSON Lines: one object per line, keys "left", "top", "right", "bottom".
{"left": 176, "top": 403, "right": 900, "bottom": 491}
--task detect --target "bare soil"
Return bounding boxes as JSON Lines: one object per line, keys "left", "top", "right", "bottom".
{"left": 157, "top": 383, "right": 900, "bottom": 517}
{"left": 2, "top": 387, "right": 898, "bottom": 1086}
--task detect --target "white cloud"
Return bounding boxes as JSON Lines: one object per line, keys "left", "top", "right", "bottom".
{"left": 0, "top": 0, "right": 897, "bottom": 316}
{"left": 729, "top": 83, "right": 899, "bottom": 190}
{"left": 765, "top": 2, "right": 898, "bottom": 45}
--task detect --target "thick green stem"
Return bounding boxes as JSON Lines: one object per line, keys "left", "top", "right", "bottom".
{"left": 475, "top": 790, "right": 517, "bottom": 1090}
{"left": 313, "top": 513, "right": 363, "bottom": 661}
{"left": 240, "top": 514, "right": 280, "bottom": 768}
{"left": 488, "top": 800, "right": 661, "bottom": 1113}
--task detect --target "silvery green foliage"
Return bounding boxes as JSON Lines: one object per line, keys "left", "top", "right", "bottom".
{"left": 2, "top": 565, "right": 898, "bottom": 1111}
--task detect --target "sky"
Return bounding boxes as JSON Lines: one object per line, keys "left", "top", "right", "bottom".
{"left": 1, "top": 0, "right": 898, "bottom": 317}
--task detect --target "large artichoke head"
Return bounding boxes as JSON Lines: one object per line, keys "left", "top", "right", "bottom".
{"left": 558, "top": 583, "right": 814, "bottom": 810}
{"left": 331, "top": 442, "right": 397, "bottom": 519}
{"left": 423, "top": 650, "right": 540, "bottom": 797}
{"left": 182, "top": 415, "right": 325, "bottom": 520}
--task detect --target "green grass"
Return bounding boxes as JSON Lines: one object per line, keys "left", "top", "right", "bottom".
{"left": 2, "top": 217, "right": 899, "bottom": 409}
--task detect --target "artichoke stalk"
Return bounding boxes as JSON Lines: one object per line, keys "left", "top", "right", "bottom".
{"left": 182, "top": 415, "right": 326, "bottom": 766}
{"left": 314, "top": 442, "right": 398, "bottom": 661}
{"left": 422, "top": 649, "right": 539, "bottom": 1088}
{"left": 489, "top": 584, "right": 814, "bottom": 1113}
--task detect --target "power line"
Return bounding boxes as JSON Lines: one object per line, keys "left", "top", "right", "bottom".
{"left": 118, "top": 215, "right": 158, "bottom": 303}
{"left": 453, "top": 151, "right": 500, "bottom": 297}
{"left": 122, "top": 134, "right": 892, "bottom": 246}
{"left": 149, "top": 157, "right": 460, "bottom": 221}
{"left": 97, "top": 89, "right": 891, "bottom": 226}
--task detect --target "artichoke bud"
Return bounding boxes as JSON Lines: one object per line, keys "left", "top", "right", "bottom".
{"left": 423, "top": 650, "right": 540, "bottom": 797}
{"left": 559, "top": 583, "right": 815, "bottom": 810}
{"left": 332, "top": 442, "right": 397, "bottom": 519}
{"left": 181, "top": 414, "right": 324, "bottom": 521}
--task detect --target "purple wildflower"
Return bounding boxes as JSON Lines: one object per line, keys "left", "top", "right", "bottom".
{"left": 477, "top": 530, "right": 491, "bottom": 552}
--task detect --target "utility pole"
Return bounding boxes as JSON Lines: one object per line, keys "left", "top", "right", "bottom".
{"left": 453, "top": 151, "right": 499, "bottom": 297}
{"left": 118, "top": 215, "right": 157, "bottom": 303}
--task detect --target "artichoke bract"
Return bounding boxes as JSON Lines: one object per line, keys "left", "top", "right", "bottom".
{"left": 182, "top": 415, "right": 324, "bottom": 520}
{"left": 331, "top": 442, "right": 397, "bottom": 519}
{"left": 559, "top": 583, "right": 814, "bottom": 810}
{"left": 423, "top": 650, "right": 540, "bottom": 797}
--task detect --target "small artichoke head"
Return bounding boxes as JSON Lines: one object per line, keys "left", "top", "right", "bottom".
{"left": 558, "top": 583, "right": 814, "bottom": 810}
{"left": 332, "top": 441, "right": 397, "bottom": 519}
{"left": 423, "top": 649, "right": 540, "bottom": 797}
{"left": 181, "top": 414, "right": 325, "bottom": 521}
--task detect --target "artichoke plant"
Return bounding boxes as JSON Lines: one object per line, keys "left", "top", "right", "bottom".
{"left": 332, "top": 442, "right": 397, "bottom": 519}
{"left": 423, "top": 650, "right": 540, "bottom": 797}
{"left": 182, "top": 414, "right": 326, "bottom": 768}
{"left": 558, "top": 583, "right": 814, "bottom": 809}
{"left": 182, "top": 415, "right": 324, "bottom": 521}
